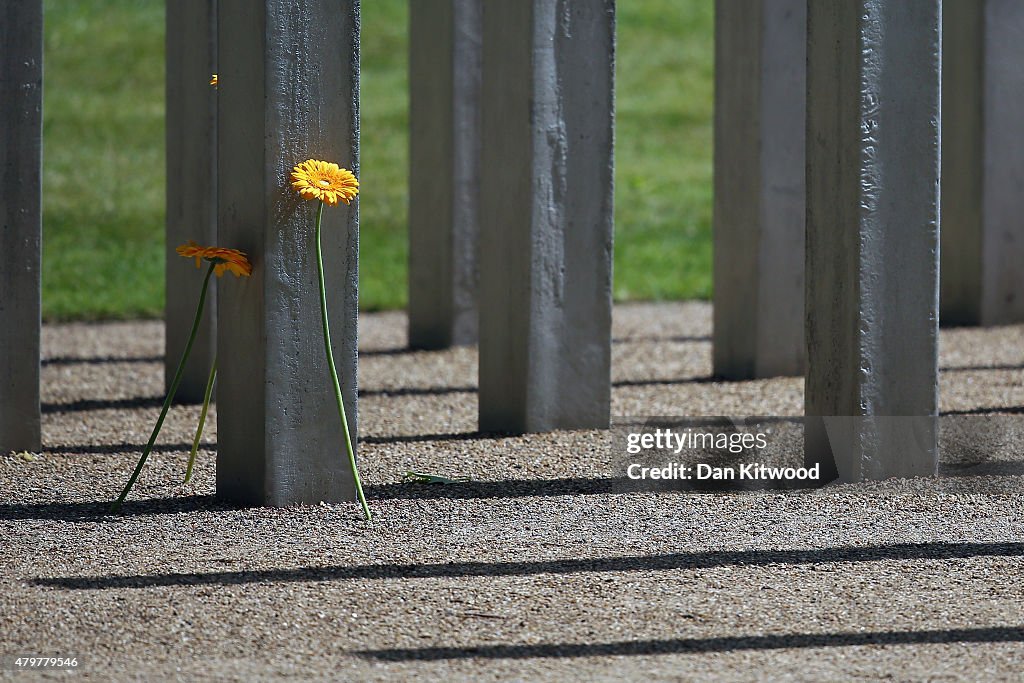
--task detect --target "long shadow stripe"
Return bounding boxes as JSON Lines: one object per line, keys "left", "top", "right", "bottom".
{"left": 1, "top": 496, "right": 230, "bottom": 522}
{"left": 942, "top": 406, "right": 1024, "bottom": 416}
{"left": 365, "top": 477, "right": 620, "bottom": 500}
{"left": 42, "top": 396, "right": 164, "bottom": 414}
{"left": 358, "top": 386, "right": 476, "bottom": 398}
{"left": 44, "top": 442, "right": 210, "bottom": 456}
{"left": 356, "top": 626, "right": 1024, "bottom": 661}
{"left": 43, "top": 355, "right": 164, "bottom": 366}
{"left": 32, "top": 541, "right": 1024, "bottom": 590}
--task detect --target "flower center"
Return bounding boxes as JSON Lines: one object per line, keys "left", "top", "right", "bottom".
{"left": 317, "top": 179, "right": 331, "bottom": 188}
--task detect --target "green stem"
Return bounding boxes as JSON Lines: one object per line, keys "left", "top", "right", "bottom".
{"left": 184, "top": 356, "right": 217, "bottom": 484}
{"left": 315, "top": 200, "right": 372, "bottom": 521}
{"left": 111, "top": 263, "right": 215, "bottom": 513}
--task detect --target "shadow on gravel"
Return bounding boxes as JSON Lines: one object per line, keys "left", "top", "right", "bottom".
{"left": 355, "top": 626, "right": 1024, "bottom": 661}
{"left": 0, "top": 495, "right": 236, "bottom": 522}
{"left": 940, "top": 363, "right": 1024, "bottom": 373}
{"left": 366, "top": 477, "right": 622, "bottom": 500}
{"left": 612, "top": 376, "right": 721, "bottom": 387}
{"left": 356, "top": 374, "right": 726, "bottom": 397}
{"left": 42, "top": 355, "right": 164, "bottom": 366}
{"left": 41, "top": 396, "right": 165, "bottom": 414}
{"left": 612, "top": 335, "right": 712, "bottom": 344}
{"left": 942, "top": 406, "right": 1024, "bottom": 416}
{"left": 359, "top": 347, "right": 416, "bottom": 357}
{"left": 33, "top": 541, "right": 1024, "bottom": 590}
{"left": 356, "top": 335, "right": 715, "bottom": 355}
{"left": 358, "top": 386, "right": 477, "bottom": 398}
{"left": 361, "top": 431, "right": 515, "bottom": 445}
{"left": 940, "top": 461, "right": 1024, "bottom": 477}
{"left": 43, "top": 442, "right": 209, "bottom": 455}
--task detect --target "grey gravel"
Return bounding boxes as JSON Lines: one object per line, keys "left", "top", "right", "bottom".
{"left": 1, "top": 302, "right": 1023, "bottom": 682}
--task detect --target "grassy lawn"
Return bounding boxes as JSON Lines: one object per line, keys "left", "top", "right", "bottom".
{"left": 41, "top": 0, "right": 712, "bottom": 320}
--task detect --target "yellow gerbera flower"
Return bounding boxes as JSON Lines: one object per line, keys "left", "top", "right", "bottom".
{"left": 209, "top": 74, "right": 218, "bottom": 86}
{"left": 290, "top": 159, "right": 359, "bottom": 206}
{"left": 176, "top": 241, "right": 252, "bottom": 278}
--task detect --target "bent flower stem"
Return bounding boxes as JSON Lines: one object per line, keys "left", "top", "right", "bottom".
{"left": 111, "top": 262, "right": 215, "bottom": 513}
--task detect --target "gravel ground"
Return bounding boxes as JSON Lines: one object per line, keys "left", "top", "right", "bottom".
{"left": 2, "top": 302, "right": 1023, "bottom": 682}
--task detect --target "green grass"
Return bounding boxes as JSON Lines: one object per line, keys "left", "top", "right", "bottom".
{"left": 43, "top": 0, "right": 165, "bottom": 319}
{"left": 41, "top": 0, "right": 713, "bottom": 320}
{"left": 616, "top": 0, "right": 714, "bottom": 301}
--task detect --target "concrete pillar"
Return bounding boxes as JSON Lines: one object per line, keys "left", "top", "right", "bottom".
{"left": 408, "top": 0, "right": 481, "bottom": 349}
{"left": 166, "top": 0, "right": 218, "bottom": 402}
{"left": 0, "top": 0, "right": 42, "bottom": 453}
{"left": 941, "top": 0, "right": 1024, "bottom": 326}
{"left": 805, "top": 0, "right": 940, "bottom": 482}
{"left": 216, "top": 0, "right": 360, "bottom": 505}
{"left": 712, "top": 0, "right": 806, "bottom": 379}
{"left": 478, "top": 0, "right": 615, "bottom": 433}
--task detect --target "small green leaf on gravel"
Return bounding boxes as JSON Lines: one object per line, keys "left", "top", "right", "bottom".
{"left": 403, "top": 470, "right": 471, "bottom": 484}
{"left": 14, "top": 451, "right": 39, "bottom": 462}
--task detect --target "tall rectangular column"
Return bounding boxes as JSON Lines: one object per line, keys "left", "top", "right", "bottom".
{"left": 712, "top": 0, "right": 806, "bottom": 380}
{"left": 216, "top": 0, "right": 360, "bottom": 505}
{"left": 0, "top": 0, "right": 42, "bottom": 453}
{"left": 166, "top": 0, "right": 218, "bottom": 402}
{"left": 941, "top": 0, "right": 1024, "bottom": 326}
{"left": 408, "top": 0, "right": 481, "bottom": 349}
{"left": 805, "top": 0, "right": 940, "bottom": 482}
{"left": 478, "top": 0, "right": 615, "bottom": 433}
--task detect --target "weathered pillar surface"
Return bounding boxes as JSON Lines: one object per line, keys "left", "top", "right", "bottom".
{"left": 217, "top": 0, "right": 360, "bottom": 505}
{"left": 805, "top": 1, "right": 940, "bottom": 481}
{"left": 408, "top": 0, "right": 481, "bottom": 349}
{"left": 478, "top": 0, "right": 614, "bottom": 433}
{"left": 166, "top": 0, "right": 218, "bottom": 402}
{"left": 0, "top": 0, "right": 42, "bottom": 452}
{"left": 713, "top": 0, "right": 806, "bottom": 379}
{"left": 942, "top": 0, "right": 1024, "bottom": 326}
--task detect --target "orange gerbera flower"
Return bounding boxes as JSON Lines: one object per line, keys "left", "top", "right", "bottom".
{"left": 176, "top": 241, "right": 252, "bottom": 278}
{"left": 290, "top": 159, "right": 359, "bottom": 206}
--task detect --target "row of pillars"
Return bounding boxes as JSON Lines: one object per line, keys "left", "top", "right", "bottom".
{"left": 2, "top": 1, "right": 1022, "bottom": 503}
{"left": 167, "top": 0, "right": 615, "bottom": 440}
{"left": 715, "top": 0, "right": 1024, "bottom": 381}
